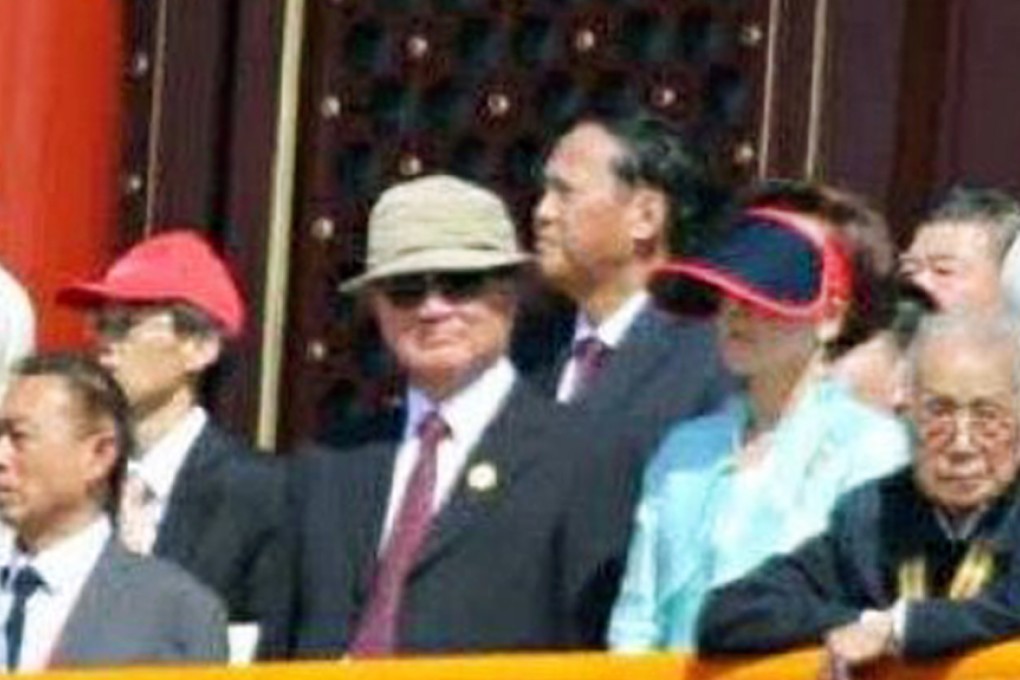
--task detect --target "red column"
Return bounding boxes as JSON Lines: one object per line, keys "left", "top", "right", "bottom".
{"left": 0, "top": 0, "right": 122, "bottom": 348}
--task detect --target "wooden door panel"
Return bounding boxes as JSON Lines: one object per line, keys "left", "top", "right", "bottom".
{"left": 280, "top": 0, "right": 772, "bottom": 447}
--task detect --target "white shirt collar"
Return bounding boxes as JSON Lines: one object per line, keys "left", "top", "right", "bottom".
{"left": 404, "top": 357, "right": 517, "bottom": 444}
{"left": 130, "top": 406, "right": 208, "bottom": 502}
{"left": 6, "top": 516, "right": 111, "bottom": 597}
{"left": 572, "top": 291, "right": 649, "bottom": 349}
{"left": 380, "top": 358, "right": 517, "bottom": 549}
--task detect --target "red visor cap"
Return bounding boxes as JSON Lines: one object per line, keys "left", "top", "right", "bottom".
{"left": 652, "top": 208, "right": 853, "bottom": 321}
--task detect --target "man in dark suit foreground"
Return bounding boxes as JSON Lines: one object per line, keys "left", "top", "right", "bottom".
{"left": 0, "top": 353, "right": 225, "bottom": 670}
{"left": 526, "top": 111, "right": 730, "bottom": 459}
{"left": 262, "top": 174, "right": 638, "bottom": 658}
{"left": 698, "top": 312, "right": 1020, "bottom": 676}
{"left": 56, "top": 230, "right": 281, "bottom": 629}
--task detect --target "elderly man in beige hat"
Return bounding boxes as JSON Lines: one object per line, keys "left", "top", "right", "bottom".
{"left": 261, "top": 174, "right": 639, "bottom": 658}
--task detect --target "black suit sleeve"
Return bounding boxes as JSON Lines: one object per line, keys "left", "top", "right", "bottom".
{"left": 560, "top": 414, "right": 645, "bottom": 648}
{"left": 256, "top": 454, "right": 308, "bottom": 659}
{"left": 229, "top": 457, "right": 288, "bottom": 625}
{"left": 696, "top": 496, "right": 865, "bottom": 655}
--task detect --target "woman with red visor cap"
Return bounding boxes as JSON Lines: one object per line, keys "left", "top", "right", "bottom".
{"left": 743, "top": 179, "right": 933, "bottom": 415}
{"left": 607, "top": 206, "right": 910, "bottom": 652}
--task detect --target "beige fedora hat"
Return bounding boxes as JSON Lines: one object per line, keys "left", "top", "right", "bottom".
{"left": 340, "top": 174, "right": 530, "bottom": 293}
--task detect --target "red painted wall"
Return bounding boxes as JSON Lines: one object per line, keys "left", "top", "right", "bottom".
{"left": 0, "top": 0, "right": 121, "bottom": 348}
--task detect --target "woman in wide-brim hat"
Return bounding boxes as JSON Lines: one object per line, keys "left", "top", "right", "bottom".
{"left": 607, "top": 205, "right": 910, "bottom": 652}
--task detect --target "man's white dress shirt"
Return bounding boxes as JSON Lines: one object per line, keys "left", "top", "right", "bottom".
{"left": 127, "top": 406, "right": 208, "bottom": 540}
{"left": 0, "top": 516, "right": 111, "bottom": 672}
{"left": 379, "top": 358, "right": 516, "bottom": 549}
{"left": 556, "top": 291, "right": 648, "bottom": 403}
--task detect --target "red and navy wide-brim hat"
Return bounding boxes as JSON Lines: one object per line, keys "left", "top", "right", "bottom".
{"left": 652, "top": 207, "right": 852, "bottom": 321}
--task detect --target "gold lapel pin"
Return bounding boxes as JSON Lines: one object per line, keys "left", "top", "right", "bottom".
{"left": 467, "top": 461, "right": 498, "bottom": 492}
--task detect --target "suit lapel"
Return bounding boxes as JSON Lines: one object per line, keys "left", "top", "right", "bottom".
{"left": 577, "top": 307, "right": 669, "bottom": 410}
{"left": 534, "top": 348, "right": 567, "bottom": 396}
{"left": 874, "top": 474, "right": 960, "bottom": 601}
{"left": 50, "top": 540, "right": 129, "bottom": 667}
{"left": 411, "top": 384, "right": 546, "bottom": 573}
{"left": 153, "top": 424, "right": 227, "bottom": 563}
{"left": 347, "top": 442, "right": 399, "bottom": 602}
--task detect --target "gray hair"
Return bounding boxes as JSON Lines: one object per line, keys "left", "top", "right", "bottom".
{"left": 906, "top": 311, "right": 1020, "bottom": 393}
{"left": 924, "top": 186, "right": 1020, "bottom": 262}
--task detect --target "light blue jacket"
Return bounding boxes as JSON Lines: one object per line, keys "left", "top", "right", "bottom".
{"left": 607, "top": 379, "right": 910, "bottom": 651}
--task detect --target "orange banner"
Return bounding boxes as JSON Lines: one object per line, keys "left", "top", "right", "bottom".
{"left": 23, "top": 643, "right": 1020, "bottom": 680}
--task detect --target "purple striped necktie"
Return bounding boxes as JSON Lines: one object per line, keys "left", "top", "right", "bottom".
{"left": 569, "top": 336, "right": 611, "bottom": 401}
{"left": 348, "top": 411, "right": 450, "bottom": 657}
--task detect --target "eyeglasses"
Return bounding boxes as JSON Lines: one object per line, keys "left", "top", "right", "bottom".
{"left": 375, "top": 271, "right": 509, "bottom": 309}
{"left": 916, "top": 395, "right": 1018, "bottom": 444}
{"left": 93, "top": 308, "right": 175, "bottom": 340}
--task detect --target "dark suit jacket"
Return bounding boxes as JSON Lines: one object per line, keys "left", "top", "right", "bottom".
{"left": 53, "top": 539, "right": 226, "bottom": 667}
{"left": 522, "top": 305, "right": 732, "bottom": 461}
{"left": 261, "top": 381, "right": 640, "bottom": 658}
{"left": 153, "top": 421, "right": 284, "bottom": 623}
{"left": 697, "top": 470, "right": 1020, "bottom": 659}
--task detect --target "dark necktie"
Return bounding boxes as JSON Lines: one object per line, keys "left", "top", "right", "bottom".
{"left": 349, "top": 411, "right": 450, "bottom": 657}
{"left": 569, "top": 336, "right": 611, "bottom": 401}
{"left": 5, "top": 567, "right": 43, "bottom": 671}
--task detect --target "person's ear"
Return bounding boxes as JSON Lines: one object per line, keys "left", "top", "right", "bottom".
{"left": 182, "top": 334, "right": 223, "bottom": 375}
{"left": 628, "top": 187, "right": 669, "bottom": 247}
{"left": 816, "top": 293, "right": 850, "bottom": 344}
{"left": 890, "top": 358, "right": 911, "bottom": 415}
{"left": 84, "top": 429, "right": 118, "bottom": 489}
{"left": 815, "top": 312, "right": 844, "bottom": 344}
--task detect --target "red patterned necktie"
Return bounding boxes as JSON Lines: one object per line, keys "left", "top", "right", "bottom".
{"left": 569, "top": 336, "right": 611, "bottom": 401}
{"left": 348, "top": 411, "right": 450, "bottom": 657}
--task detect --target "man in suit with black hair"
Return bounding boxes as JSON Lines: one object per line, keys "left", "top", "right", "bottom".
{"left": 526, "top": 111, "right": 731, "bottom": 459}
{"left": 0, "top": 352, "right": 225, "bottom": 670}
{"left": 57, "top": 230, "right": 281, "bottom": 634}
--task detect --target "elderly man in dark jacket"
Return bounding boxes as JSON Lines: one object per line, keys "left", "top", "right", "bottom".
{"left": 698, "top": 311, "right": 1020, "bottom": 676}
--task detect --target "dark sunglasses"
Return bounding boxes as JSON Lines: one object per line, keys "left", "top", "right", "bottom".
{"left": 375, "top": 271, "right": 508, "bottom": 309}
